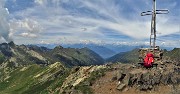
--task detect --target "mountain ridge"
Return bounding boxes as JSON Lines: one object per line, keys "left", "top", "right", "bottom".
{"left": 0, "top": 41, "right": 104, "bottom": 67}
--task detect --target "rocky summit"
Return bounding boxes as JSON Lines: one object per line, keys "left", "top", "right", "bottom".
{"left": 90, "top": 52, "right": 180, "bottom": 94}
{"left": 111, "top": 62, "right": 180, "bottom": 94}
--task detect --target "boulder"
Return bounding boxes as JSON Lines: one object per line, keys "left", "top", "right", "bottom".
{"left": 117, "top": 83, "right": 126, "bottom": 91}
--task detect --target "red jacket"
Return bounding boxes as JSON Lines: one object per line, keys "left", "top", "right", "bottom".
{"left": 144, "top": 53, "right": 154, "bottom": 67}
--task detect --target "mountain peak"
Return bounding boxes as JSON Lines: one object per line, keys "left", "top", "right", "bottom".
{"left": 8, "top": 41, "right": 15, "bottom": 47}
{"left": 54, "top": 45, "right": 64, "bottom": 50}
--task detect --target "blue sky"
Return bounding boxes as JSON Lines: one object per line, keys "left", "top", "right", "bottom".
{"left": 0, "top": 0, "right": 179, "bottom": 47}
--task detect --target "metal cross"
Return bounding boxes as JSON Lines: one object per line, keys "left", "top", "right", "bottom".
{"left": 141, "top": 0, "right": 169, "bottom": 48}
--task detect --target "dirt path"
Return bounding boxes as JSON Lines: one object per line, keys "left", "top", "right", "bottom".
{"left": 91, "top": 71, "right": 120, "bottom": 94}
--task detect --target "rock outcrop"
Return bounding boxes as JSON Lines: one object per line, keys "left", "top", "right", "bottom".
{"left": 60, "top": 65, "right": 107, "bottom": 93}
{"left": 112, "top": 61, "right": 180, "bottom": 92}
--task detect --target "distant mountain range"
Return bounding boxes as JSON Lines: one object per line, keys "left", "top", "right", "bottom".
{"left": 36, "top": 43, "right": 174, "bottom": 59}
{"left": 62, "top": 44, "right": 117, "bottom": 59}
{"left": 0, "top": 42, "right": 104, "bottom": 67}
{"left": 36, "top": 43, "right": 143, "bottom": 59}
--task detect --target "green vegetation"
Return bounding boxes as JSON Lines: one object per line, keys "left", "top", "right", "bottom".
{"left": 0, "top": 63, "right": 70, "bottom": 94}
{"left": 49, "top": 47, "right": 104, "bottom": 66}
{"left": 0, "top": 62, "right": 109, "bottom": 94}
{"left": 107, "top": 49, "right": 139, "bottom": 63}
{"left": 164, "top": 48, "right": 180, "bottom": 61}
{"left": 0, "top": 53, "right": 5, "bottom": 64}
{"left": 0, "top": 42, "right": 105, "bottom": 67}
{"left": 0, "top": 42, "right": 106, "bottom": 94}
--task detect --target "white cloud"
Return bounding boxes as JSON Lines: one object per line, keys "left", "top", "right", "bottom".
{"left": 6, "top": 0, "right": 180, "bottom": 47}
{"left": 0, "top": 0, "right": 11, "bottom": 42}
{"left": 34, "top": 0, "right": 44, "bottom": 5}
{"left": 10, "top": 18, "right": 42, "bottom": 32}
{"left": 19, "top": 32, "right": 37, "bottom": 38}
{"left": 9, "top": 18, "right": 42, "bottom": 40}
{"left": 40, "top": 40, "right": 49, "bottom": 44}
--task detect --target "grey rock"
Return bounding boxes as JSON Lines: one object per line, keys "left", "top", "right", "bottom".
{"left": 111, "top": 76, "right": 117, "bottom": 81}
{"left": 117, "top": 72, "right": 126, "bottom": 81}
{"left": 161, "top": 73, "right": 171, "bottom": 85}
{"left": 122, "top": 73, "right": 131, "bottom": 85}
{"left": 117, "top": 84, "right": 126, "bottom": 91}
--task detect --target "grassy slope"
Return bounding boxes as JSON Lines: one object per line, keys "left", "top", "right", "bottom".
{"left": 107, "top": 49, "right": 139, "bottom": 63}
{"left": 49, "top": 47, "right": 104, "bottom": 66}
{"left": 0, "top": 62, "right": 110, "bottom": 94}
{"left": 0, "top": 62, "right": 70, "bottom": 94}
{"left": 0, "top": 53, "right": 5, "bottom": 64}
{"left": 164, "top": 48, "right": 180, "bottom": 61}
